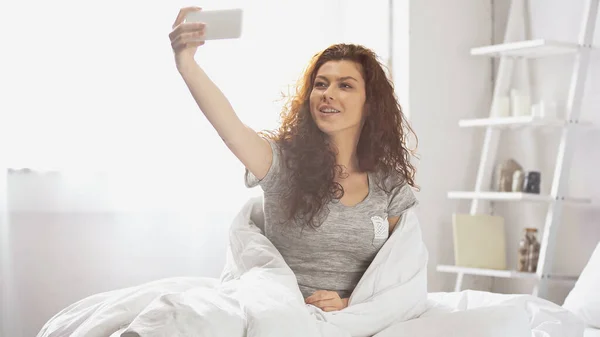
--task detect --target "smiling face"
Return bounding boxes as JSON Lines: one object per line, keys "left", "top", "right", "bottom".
{"left": 309, "top": 60, "right": 367, "bottom": 137}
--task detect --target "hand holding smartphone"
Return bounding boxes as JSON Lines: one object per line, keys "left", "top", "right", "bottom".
{"left": 184, "top": 8, "right": 243, "bottom": 41}
{"left": 169, "top": 7, "right": 243, "bottom": 69}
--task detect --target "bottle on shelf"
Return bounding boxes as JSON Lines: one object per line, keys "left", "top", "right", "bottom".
{"left": 517, "top": 228, "right": 541, "bottom": 273}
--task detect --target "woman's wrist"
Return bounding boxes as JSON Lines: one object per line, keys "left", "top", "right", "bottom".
{"left": 176, "top": 55, "right": 200, "bottom": 75}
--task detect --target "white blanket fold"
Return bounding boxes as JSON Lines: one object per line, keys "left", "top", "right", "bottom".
{"left": 36, "top": 197, "right": 583, "bottom": 337}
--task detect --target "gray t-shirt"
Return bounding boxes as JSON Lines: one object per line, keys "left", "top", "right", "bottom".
{"left": 244, "top": 139, "right": 417, "bottom": 299}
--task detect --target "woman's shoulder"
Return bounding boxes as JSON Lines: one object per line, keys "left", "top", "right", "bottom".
{"left": 371, "top": 169, "right": 418, "bottom": 215}
{"left": 263, "top": 137, "right": 286, "bottom": 159}
{"left": 244, "top": 137, "right": 288, "bottom": 191}
{"left": 371, "top": 169, "right": 411, "bottom": 192}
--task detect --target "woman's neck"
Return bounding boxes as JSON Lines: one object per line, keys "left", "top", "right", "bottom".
{"left": 330, "top": 131, "right": 361, "bottom": 175}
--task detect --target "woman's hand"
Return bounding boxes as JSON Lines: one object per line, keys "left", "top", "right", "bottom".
{"left": 305, "top": 290, "right": 349, "bottom": 312}
{"left": 169, "top": 7, "right": 206, "bottom": 71}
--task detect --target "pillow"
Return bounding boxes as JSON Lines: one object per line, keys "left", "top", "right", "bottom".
{"left": 563, "top": 242, "right": 600, "bottom": 328}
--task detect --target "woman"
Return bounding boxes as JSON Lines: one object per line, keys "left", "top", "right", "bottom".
{"left": 169, "top": 7, "right": 419, "bottom": 313}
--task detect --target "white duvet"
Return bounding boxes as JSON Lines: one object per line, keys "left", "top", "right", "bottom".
{"left": 37, "top": 197, "right": 584, "bottom": 337}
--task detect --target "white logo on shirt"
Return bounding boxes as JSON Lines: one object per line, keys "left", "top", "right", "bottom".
{"left": 371, "top": 215, "right": 389, "bottom": 240}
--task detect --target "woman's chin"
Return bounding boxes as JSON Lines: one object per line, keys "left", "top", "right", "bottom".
{"left": 314, "top": 121, "right": 338, "bottom": 135}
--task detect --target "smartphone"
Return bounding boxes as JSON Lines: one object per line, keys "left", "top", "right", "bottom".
{"left": 184, "top": 8, "right": 243, "bottom": 41}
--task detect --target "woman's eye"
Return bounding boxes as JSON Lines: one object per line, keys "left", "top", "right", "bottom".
{"left": 315, "top": 82, "right": 327, "bottom": 88}
{"left": 341, "top": 83, "right": 352, "bottom": 89}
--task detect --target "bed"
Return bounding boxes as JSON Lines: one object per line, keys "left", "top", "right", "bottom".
{"left": 36, "top": 280, "right": 584, "bottom": 337}
{"left": 36, "top": 199, "right": 598, "bottom": 337}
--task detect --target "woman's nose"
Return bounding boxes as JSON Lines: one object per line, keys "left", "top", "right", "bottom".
{"left": 322, "top": 89, "right": 334, "bottom": 101}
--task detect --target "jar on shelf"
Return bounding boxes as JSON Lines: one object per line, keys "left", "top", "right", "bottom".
{"left": 517, "top": 228, "right": 541, "bottom": 272}
{"left": 517, "top": 231, "right": 529, "bottom": 272}
{"left": 528, "top": 230, "right": 541, "bottom": 273}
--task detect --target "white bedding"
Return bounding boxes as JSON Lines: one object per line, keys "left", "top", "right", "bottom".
{"left": 37, "top": 197, "right": 584, "bottom": 337}
{"left": 585, "top": 328, "right": 600, "bottom": 337}
{"left": 377, "top": 291, "right": 584, "bottom": 337}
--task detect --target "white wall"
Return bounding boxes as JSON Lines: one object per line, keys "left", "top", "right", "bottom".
{"left": 404, "top": 0, "right": 493, "bottom": 292}
{"left": 490, "top": 0, "right": 600, "bottom": 304}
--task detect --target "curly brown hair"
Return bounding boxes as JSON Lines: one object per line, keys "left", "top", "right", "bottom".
{"left": 264, "top": 43, "right": 418, "bottom": 229}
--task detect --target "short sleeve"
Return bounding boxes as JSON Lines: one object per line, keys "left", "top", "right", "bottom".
{"left": 244, "top": 139, "right": 283, "bottom": 192}
{"left": 386, "top": 176, "right": 418, "bottom": 217}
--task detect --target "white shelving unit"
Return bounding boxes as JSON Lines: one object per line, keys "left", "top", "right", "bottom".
{"left": 447, "top": 191, "right": 592, "bottom": 204}
{"left": 470, "top": 39, "right": 581, "bottom": 58}
{"left": 458, "top": 116, "right": 593, "bottom": 129}
{"left": 438, "top": 265, "right": 539, "bottom": 280}
{"left": 437, "top": 0, "right": 598, "bottom": 298}
{"left": 438, "top": 265, "right": 578, "bottom": 282}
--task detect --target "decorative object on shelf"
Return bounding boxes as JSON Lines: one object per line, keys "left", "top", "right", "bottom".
{"left": 510, "top": 89, "right": 532, "bottom": 117}
{"left": 491, "top": 95, "right": 511, "bottom": 117}
{"left": 452, "top": 213, "right": 507, "bottom": 270}
{"left": 494, "top": 158, "right": 523, "bottom": 192}
{"left": 517, "top": 229, "right": 529, "bottom": 272}
{"left": 531, "top": 100, "right": 557, "bottom": 119}
{"left": 517, "top": 228, "right": 541, "bottom": 272}
{"left": 512, "top": 169, "right": 525, "bottom": 192}
{"left": 523, "top": 171, "right": 541, "bottom": 194}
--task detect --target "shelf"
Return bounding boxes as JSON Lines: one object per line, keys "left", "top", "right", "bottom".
{"left": 448, "top": 191, "right": 552, "bottom": 202}
{"left": 458, "top": 116, "right": 591, "bottom": 129}
{"left": 437, "top": 265, "right": 539, "bottom": 279}
{"left": 447, "top": 191, "right": 591, "bottom": 204}
{"left": 437, "top": 265, "right": 578, "bottom": 282}
{"left": 471, "top": 39, "right": 581, "bottom": 58}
